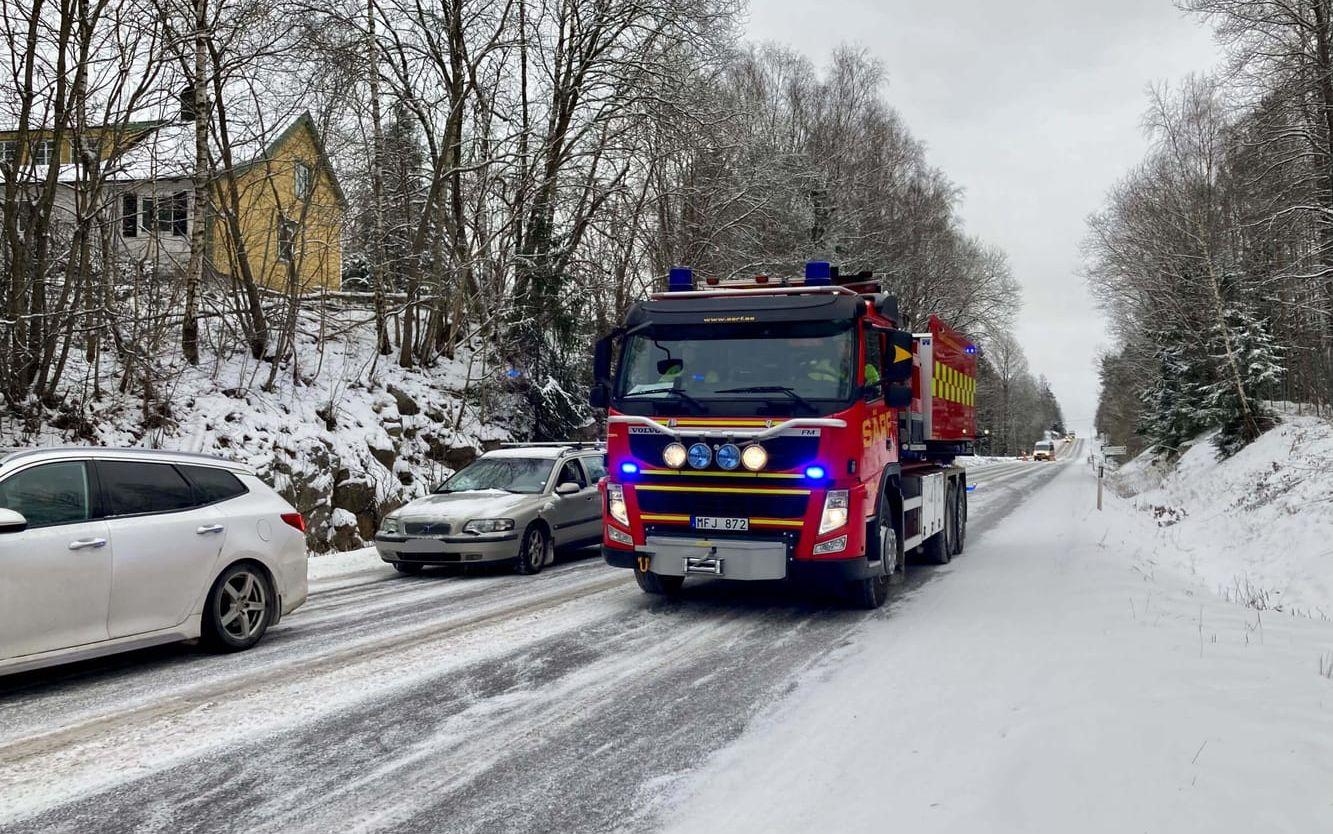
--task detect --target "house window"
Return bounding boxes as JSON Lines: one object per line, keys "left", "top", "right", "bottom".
{"left": 294, "top": 161, "right": 312, "bottom": 200}
{"left": 0, "top": 140, "right": 16, "bottom": 165}
{"left": 156, "top": 192, "right": 187, "bottom": 236}
{"left": 31, "top": 139, "right": 54, "bottom": 166}
{"left": 278, "top": 216, "right": 298, "bottom": 261}
{"left": 121, "top": 194, "right": 138, "bottom": 238}
{"left": 141, "top": 196, "right": 155, "bottom": 232}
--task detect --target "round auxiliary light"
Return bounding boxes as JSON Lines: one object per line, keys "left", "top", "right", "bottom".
{"left": 741, "top": 444, "right": 768, "bottom": 472}
{"left": 687, "top": 443, "right": 712, "bottom": 470}
{"left": 716, "top": 443, "right": 741, "bottom": 471}
{"left": 662, "top": 443, "right": 688, "bottom": 469}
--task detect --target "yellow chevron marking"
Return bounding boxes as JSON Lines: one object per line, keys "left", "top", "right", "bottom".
{"left": 749, "top": 518, "right": 806, "bottom": 528}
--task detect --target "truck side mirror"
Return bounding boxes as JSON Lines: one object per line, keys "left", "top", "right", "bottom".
{"left": 882, "top": 330, "right": 914, "bottom": 383}
{"left": 885, "top": 384, "right": 912, "bottom": 409}
{"left": 591, "top": 333, "right": 615, "bottom": 409}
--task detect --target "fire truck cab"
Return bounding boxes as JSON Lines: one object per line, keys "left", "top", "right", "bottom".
{"left": 591, "top": 262, "right": 975, "bottom": 608}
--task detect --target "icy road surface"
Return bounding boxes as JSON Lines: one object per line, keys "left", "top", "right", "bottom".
{"left": 2, "top": 447, "right": 1090, "bottom": 833}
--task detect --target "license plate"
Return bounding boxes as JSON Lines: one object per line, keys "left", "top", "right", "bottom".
{"left": 692, "top": 516, "right": 749, "bottom": 531}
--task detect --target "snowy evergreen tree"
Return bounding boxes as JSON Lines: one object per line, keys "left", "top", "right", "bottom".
{"left": 1203, "top": 307, "right": 1284, "bottom": 457}
{"left": 1138, "top": 338, "right": 1214, "bottom": 454}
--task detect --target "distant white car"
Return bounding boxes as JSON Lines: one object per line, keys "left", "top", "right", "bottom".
{"left": 0, "top": 448, "right": 309, "bottom": 676}
{"left": 1033, "top": 440, "right": 1055, "bottom": 461}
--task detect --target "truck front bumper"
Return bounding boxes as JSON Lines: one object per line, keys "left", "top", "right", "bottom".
{"left": 603, "top": 535, "right": 880, "bottom": 584}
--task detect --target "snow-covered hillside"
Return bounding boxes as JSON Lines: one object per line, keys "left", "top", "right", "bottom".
{"left": 1112, "top": 417, "right": 1333, "bottom": 617}
{"left": 0, "top": 303, "right": 526, "bottom": 552}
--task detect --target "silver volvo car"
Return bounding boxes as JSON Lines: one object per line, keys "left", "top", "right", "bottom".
{"left": 375, "top": 444, "right": 607, "bottom": 575}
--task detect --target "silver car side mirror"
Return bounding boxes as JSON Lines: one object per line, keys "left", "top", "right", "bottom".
{"left": 0, "top": 508, "right": 28, "bottom": 533}
{"left": 555, "top": 482, "right": 581, "bottom": 496}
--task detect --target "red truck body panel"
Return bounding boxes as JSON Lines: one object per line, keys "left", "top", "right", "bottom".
{"left": 927, "top": 314, "right": 977, "bottom": 442}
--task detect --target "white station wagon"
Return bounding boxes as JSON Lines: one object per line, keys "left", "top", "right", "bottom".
{"left": 0, "top": 448, "right": 309, "bottom": 676}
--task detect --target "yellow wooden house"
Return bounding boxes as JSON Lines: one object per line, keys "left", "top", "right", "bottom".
{"left": 0, "top": 110, "right": 345, "bottom": 292}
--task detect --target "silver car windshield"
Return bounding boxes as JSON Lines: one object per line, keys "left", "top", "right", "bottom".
{"left": 435, "top": 457, "right": 551, "bottom": 495}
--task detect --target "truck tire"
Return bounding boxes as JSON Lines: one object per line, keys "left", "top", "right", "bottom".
{"left": 923, "top": 482, "right": 955, "bottom": 565}
{"left": 952, "top": 478, "right": 967, "bottom": 556}
{"left": 851, "top": 505, "right": 897, "bottom": 609}
{"left": 635, "top": 566, "right": 684, "bottom": 596}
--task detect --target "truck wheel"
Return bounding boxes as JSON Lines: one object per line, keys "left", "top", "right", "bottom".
{"left": 851, "top": 513, "right": 896, "bottom": 609}
{"left": 954, "top": 476, "right": 975, "bottom": 554}
{"left": 923, "top": 484, "right": 955, "bottom": 565}
{"left": 634, "top": 566, "right": 684, "bottom": 596}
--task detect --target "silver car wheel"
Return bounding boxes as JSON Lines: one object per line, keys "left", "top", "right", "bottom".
{"left": 220, "top": 569, "right": 268, "bottom": 641}
{"left": 525, "top": 530, "right": 546, "bottom": 572}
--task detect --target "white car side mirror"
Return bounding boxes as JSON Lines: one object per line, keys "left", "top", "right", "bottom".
{"left": 0, "top": 508, "right": 29, "bottom": 533}
{"left": 555, "top": 482, "right": 581, "bottom": 496}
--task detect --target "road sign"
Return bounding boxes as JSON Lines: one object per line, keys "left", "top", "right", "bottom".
{"left": 1103, "top": 446, "right": 1127, "bottom": 456}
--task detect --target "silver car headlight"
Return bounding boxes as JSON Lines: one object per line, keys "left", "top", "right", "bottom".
{"left": 462, "top": 518, "right": 515, "bottom": 534}
{"left": 380, "top": 516, "right": 400, "bottom": 535}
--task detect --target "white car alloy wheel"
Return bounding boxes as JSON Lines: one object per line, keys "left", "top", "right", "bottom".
{"left": 221, "top": 570, "right": 269, "bottom": 641}
{"left": 204, "top": 563, "right": 273, "bottom": 652}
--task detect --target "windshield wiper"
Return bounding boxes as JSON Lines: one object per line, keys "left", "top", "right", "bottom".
{"left": 714, "top": 385, "right": 819, "bottom": 414}
{"left": 621, "top": 388, "right": 706, "bottom": 413}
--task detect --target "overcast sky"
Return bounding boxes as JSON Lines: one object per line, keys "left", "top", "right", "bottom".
{"left": 745, "top": 0, "right": 1221, "bottom": 435}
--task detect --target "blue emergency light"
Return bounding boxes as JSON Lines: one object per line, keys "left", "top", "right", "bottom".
{"left": 620, "top": 462, "right": 640, "bottom": 475}
{"left": 804, "top": 465, "right": 826, "bottom": 479}
{"left": 668, "top": 267, "right": 695, "bottom": 292}
{"left": 805, "top": 261, "right": 832, "bottom": 286}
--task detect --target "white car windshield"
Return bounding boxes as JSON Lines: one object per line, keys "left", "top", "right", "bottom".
{"left": 436, "top": 458, "right": 551, "bottom": 494}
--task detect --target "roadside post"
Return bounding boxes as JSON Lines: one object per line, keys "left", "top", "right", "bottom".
{"left": 1098, "top": 446, "right": 1127, "bottom": 511}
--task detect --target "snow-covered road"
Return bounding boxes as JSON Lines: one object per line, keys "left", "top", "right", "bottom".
{"left": 0, "top": 452, "right": 1072, "bottom": 833}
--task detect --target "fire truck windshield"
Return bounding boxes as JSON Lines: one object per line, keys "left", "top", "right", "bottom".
{"left": 615, "top": 321, "right": 856, "bottom": 415}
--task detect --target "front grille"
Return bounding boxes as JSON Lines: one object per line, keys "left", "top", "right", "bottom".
{"left": 403, "top": 520, "right": 452, "bottom": 536}
{"left": 635, "top": 487, "right": 810, "bottom": 520}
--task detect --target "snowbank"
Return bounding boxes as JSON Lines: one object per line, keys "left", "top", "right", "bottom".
{"left": 659, "top": 460, "right": 1333, "bottom": 833}
{"left": 0, "top": 302, "right": 524, "bottom": 551}
{"left": 1112, "top": 417, "right": 1333, "bottom": 617}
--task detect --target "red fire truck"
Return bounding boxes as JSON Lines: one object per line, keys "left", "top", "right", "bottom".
{"left": 590, "top": 262, "right": 976, "bottom": 608}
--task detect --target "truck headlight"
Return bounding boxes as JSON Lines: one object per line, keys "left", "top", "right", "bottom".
{"left": 380, "top": 516, "right": 400, "bottom": 535}
{"left": 462, "top": 518, "right": 515, "bottom": 534}
{"left": 663, "top": 443, "right": 687, "bottom": 469}
{"left": 819, "top": 490, "right": 849, "bottom": 535}
{"left": 607, "top": 483, "right": 629, "bottom": 526}
{"left": 741, "top": 444, "right": 768, "bottom": 472}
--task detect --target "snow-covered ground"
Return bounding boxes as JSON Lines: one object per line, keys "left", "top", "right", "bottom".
{"left": 1112, "top": 417, "right": 1333, "bottom": 617}
{"left": 0, "top": 303, "right": 521, "bottom": 551}
{"left": 660, "top": 457, "right": 1333, "bottom": 833}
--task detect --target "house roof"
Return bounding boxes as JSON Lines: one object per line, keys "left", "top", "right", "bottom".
{"left": 1, "top": 111, "right": 347, "bottom": 207}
